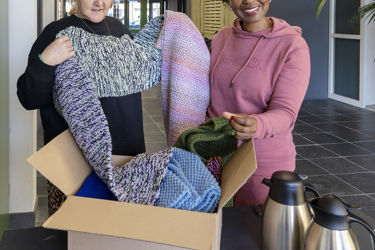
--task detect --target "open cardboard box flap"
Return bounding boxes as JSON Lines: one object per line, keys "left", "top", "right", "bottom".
{"left": 27, "top": 129, "right": 257, "bottom": 249}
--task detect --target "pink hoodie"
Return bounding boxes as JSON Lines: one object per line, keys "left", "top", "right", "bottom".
{"left": 207, "top": 17, "right": 310, "bottom": 176}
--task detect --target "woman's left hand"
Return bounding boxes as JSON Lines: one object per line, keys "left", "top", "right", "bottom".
{"left": 223, "top": 112, "right": 258, "bottom": 141}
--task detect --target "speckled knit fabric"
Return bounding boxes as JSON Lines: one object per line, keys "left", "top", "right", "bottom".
{"left": 54, "top": 57, "right": 172, "bottom": 205}
{"left": 156, "top": 11, "right": 211, "bottom": 146}
{"left": 156, "top": 148, "right": 221, "bottom": 212}
{"left": 173, "top": 117, "right": 238, "bottom": 165}
{"left": 205, "top": 157, "right": 222, "bottom": 184}
{"left": 56, "top": 16, "right": 163, "bottom": 98}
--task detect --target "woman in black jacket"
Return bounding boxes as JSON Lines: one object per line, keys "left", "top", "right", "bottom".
{"left": 17, "top": 0, "right": 145, "bottom": 215}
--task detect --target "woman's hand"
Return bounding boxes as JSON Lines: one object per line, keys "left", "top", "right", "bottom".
{"left": 223, "top": 112, "right": 258, "bottom": 141}
{"left": 40, "top": 36, "right": 74, "bottom": 66}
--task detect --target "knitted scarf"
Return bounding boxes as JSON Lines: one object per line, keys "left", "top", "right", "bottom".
{"left": 173, "top": 117, "right": 238, "bottom": 165}
{"left": 54, "top": 57, "right": 172, "bottom": 205}
{"left": 156, "top": 11, "right": 211, "bottom": 146}
{"left": 56, "top": 16, "right": 163, "bottom": 98}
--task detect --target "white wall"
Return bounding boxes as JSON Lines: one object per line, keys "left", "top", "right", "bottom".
{"left": 363, "top": 0, "right": 375, "bottom": 106}
{"left": 0, "top": 0, "right": 10, "bottom": 220}
{"left": 8, "top": 0, "right": 37, "bottom": 213}
{"left": 43, "top": 0, "right": 55, "bottom": 29}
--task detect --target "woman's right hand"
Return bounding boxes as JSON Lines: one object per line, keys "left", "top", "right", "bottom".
{"left": 40, "top": 36, "right": 74, "bottom": 66}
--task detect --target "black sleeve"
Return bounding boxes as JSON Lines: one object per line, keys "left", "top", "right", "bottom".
{"left": 17, "top": 22, "right": 58, "bottom": 110}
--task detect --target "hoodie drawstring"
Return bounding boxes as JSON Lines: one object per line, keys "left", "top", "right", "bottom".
{"left": 210, "top": 29, "right": 234, "bottom": 86}
{"left": 230, "top": 35, "right": 265, "bottom": 88}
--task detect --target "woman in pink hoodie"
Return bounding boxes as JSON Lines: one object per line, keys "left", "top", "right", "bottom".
{"left": 207, "top": 0, "right": 311, "bottom": 206}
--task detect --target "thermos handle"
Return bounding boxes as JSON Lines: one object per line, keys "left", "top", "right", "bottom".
{"left": 304, "top": 183, "right": 320, "bottom": 198}
{"left": 261, "top": 178, "right": 271, "bottom": 187}
{"left": 349, "top": 212, "right": 375, "bottom": 250}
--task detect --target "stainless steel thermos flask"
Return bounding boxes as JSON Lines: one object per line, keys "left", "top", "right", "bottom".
{"left": 304, "top": 194, "right": 375, "bottom": 250}
{"left": 261, "top": 171, "right": 320, "bottom": 250}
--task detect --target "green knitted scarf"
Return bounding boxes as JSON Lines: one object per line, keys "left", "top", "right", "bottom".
{"left": 173, "top": 117, "right": 238, "bottom": 165}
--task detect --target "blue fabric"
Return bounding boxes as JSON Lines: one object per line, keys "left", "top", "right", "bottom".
{"left": 76, "top": 173, "right": 117, "bottom": 200}
{"left": 156, "top": 148, "right": 221, "bottom": 212}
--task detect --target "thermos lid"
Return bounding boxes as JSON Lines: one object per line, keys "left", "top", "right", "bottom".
{"left": 310, "top": 195, "right": 349, "bottom": 230}
{"left": 268, "top": 171, "right": 306, "bottom": 206}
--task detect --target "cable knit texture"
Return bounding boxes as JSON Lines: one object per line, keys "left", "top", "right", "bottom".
{"left": 56, "top": 16, "right": 163, "bottom": 98}
{"left": 156, "top": 11, "right": 211, "bottom": 146}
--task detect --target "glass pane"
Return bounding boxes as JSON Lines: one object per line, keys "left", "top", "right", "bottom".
{"left": 335, "top": 0, "right": 360, "bottom": 35}
{"left": 129, "top": 0, "right": 141, "bottom": 30}
{"left": 111, "top": 0, "right": 125, "bottom": 24}
{"left": 334, "top": 38, "right": 360, "bottom": 100}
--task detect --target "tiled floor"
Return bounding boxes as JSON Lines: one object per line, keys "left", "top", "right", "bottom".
{"left": 35, "top": 87, "right": 375, "bottom": 226}
{"left": 295, "top": 99, "right": 375, "bottom": 219}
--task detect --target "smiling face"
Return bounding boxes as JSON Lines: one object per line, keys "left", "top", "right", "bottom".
{"left": 76, "top": 0, "right": 112, "bottom": 23}
{"left": 229, "top": 0, "right": 270, "bottom": 30}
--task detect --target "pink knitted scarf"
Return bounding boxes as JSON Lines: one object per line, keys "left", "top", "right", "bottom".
{"left": 157, "top": 11, "right": 210, "bottom": 146}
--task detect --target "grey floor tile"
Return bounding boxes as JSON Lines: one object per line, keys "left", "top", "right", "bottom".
{"left": 297, "top": 115, "right": 330, "bottom": 124}
{"left": 142, "top": 115, "right": 154, "bottom": 125}
{"left": 354, "top": 141, "right": 375, "bottom": 153}
{"left": 37, "top": 196, "right": 48, "bottom": 209}
{"left": 311, "top": 123, "right": 349, "bottom": 132}
{"left": 293, "top": 124, "right": 323, "bottom": 134}
{"left": 155, "top": 122, "right": 166, "bottom": 131}
{"left": 346, "top": 155, "right": 375, "bottom": 172}
{"left": 37, "top": 177, "right": 47, "bottom": 195}
{"left": 302, "top": 133, "right": 345, "bottom": 144}
{"left": 338, "top": 121, "right": 375, "bottom": 131}
{"left": 143, "top": 103, "right": 163, "bottom": 115}
{"left": 338, "top": 195, "right": 375, "bottom": 208}
{"left": 370, "top": 194, "right": 375, "bottom": 200}
{"left": 144, "top": 131, "right": 167, "bottom": 143}
{"left": 330, "top": 129, "right": 374, "bottom": 142}
{"left": 321, "top": 143, "right": 373, "bottom": 157}
{"left": 295, "top": 159, "right": 329, "bottom": 176}
{"left": 293, "top": 135, "right": 314, "bottom": 146}
{"left": 145, "top": 142, "right": 168, "bottom": 153}
{"left": 297, "top": 110, "right": 313, "bottom": 116}
{"left": 307, "top": 175, "right": 362, "bottom": 196}
{"left": 337, "top": 173, "right": 375, "bottom": 193}
{"left": 310, "top": 157, "right": 369, "bottom": 174}
{"left": 143, "top": 122, "right": 163, "bottom": 133}
{"left": 320, "top": 113, "right": 375, "bottom": 122}
{"left": 296, "top": 154, "right": 304, "bottom": 160}
{"left": 296, "top": 145, "right": 338, "bottom": 159}
{"left": 149, "top": 114, "right": 164, "bottom": 124}
{"left": 360, "top": 206, "right": 375, "bottom": 222}
{"left": 359, "top": 129, "right": 375, "bottom": 137}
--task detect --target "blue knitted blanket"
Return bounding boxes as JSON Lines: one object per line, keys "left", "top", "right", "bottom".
{"left": 156, "top": 148, "right": 220, "bottom": 212}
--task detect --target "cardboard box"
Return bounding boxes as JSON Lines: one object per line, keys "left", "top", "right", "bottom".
{"left": 27, "top": 130, "right": 257, "bottom": 250}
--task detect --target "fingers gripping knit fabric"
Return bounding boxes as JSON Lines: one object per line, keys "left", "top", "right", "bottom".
{"left": 56, "top": 15, "right": 163, "bottom": 98}
{"left": 156, "top": 11, "right": 211, "bottom": 146}
{"left": 54, "top": 58, "right": 172, "bottom": 205}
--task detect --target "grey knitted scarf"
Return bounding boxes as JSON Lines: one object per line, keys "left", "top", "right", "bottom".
{"left": 56, "top": 15, "right": 163, "bottom": 98}
{"left": 53, "top": 16, "right": 169, "bottom": 204}
{"left": 54, "top": 57, "right": 173, "bottom": 204}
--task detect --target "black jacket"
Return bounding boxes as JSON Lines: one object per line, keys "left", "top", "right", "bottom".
{"left": 17, "top": 15, "right": 145, "bottom": 156}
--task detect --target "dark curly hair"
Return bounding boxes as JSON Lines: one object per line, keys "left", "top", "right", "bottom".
{"left": 221, "top": 0, "right": 229, "bottom": 3}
